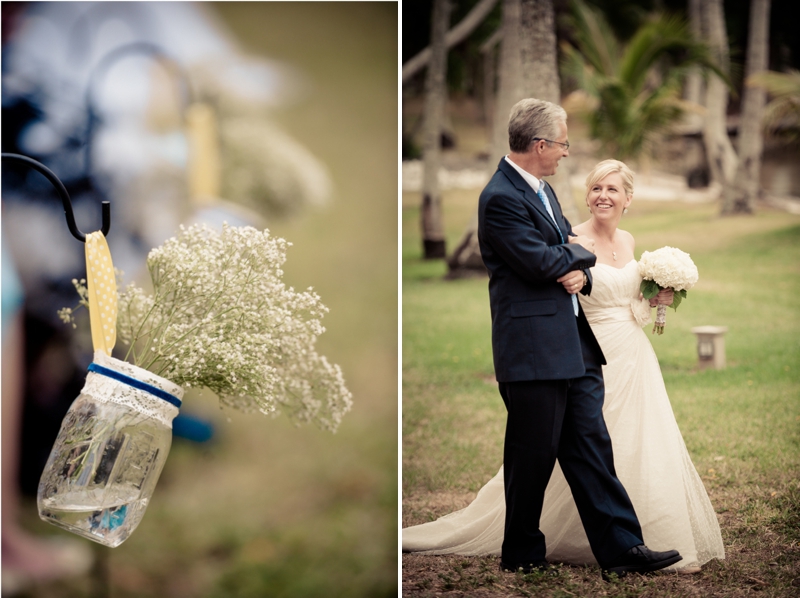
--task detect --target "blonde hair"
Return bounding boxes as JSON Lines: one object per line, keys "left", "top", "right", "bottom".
{"left": 584, "top": 160, "right": 634, "bottom": 198}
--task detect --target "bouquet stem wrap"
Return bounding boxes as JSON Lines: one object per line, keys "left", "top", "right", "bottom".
{"left": 654, "top": 304, "right": 668, "bottom": 334}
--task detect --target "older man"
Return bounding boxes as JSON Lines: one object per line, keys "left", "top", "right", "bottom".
{"left": 477, "top": 98, "right": 681, "bottom": 578}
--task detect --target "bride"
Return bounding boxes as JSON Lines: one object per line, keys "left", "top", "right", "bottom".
{"left": 402, "top": 159, "right": 725, "bottom": 573}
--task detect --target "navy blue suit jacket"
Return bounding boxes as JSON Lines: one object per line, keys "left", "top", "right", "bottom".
{"left": 478, "top": 158, "right": 605, "bottom": 382}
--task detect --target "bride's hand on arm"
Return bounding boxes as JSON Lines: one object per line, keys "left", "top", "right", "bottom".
{"left": 648, "top": 288, "right": 674, "bottom": 307}
{"left": 568, "top": 234, "right": 595, "bottom": 254}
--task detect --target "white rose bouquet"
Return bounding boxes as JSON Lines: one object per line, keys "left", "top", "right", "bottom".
{"left": 60, "top": 223, "right": 352, "bottom": 432}
{"left": 637, "top": 246, "right": 699, "bottom": 335}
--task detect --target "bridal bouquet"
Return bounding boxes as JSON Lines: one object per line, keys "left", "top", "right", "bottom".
{"left": 638, "top": 246, "right": 699, "bottom": 335}
{"left": 60, "top": 223, "right": 353, "bottom": 431}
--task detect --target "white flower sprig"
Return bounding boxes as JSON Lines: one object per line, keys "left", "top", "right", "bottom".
{"left": 60, "top": 223, "right": 352, "bottom": 432}
{"left": 638, "top": 246, "right": 699, "bottom": 334}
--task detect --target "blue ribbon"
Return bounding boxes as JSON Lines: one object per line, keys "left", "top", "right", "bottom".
{"left": 88, "top": 363, "right": 182, "bottom": 408}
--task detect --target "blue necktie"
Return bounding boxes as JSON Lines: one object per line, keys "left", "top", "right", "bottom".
{"left": 537, "top": 184, "right": 579, "bottom": 316}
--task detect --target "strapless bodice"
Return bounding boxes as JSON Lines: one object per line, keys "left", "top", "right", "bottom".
{"left": 580, "top": 260, "right": 643, "bottom": 326}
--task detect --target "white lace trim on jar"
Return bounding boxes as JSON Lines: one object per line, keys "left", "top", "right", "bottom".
{"left": 81, "top": 351, "right": 183, "bottom": 427}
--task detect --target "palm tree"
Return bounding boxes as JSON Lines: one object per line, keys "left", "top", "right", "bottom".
{"left": 748, "top": 69, "right": 800, "bottom": 143}
{"left": 561, "top": 0, "right": 724, "bottom": 162}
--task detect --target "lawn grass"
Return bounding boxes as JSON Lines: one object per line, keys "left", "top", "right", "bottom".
{"left": 402, "top": 192, "right": 800, "bottom": 596}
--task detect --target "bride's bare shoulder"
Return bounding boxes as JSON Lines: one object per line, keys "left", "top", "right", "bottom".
{"left": 617, "top": 228, "right": 636, "bottom": 250}
{"left": 572, "top": 220, "right": 592, "bottom": 236}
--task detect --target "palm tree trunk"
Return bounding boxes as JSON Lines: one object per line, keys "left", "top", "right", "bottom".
{"left": 491, "top": 0, "right": 523, "bottom": 163}
{"left": 520, "top": 0, "right": 559, "bottom": 103}
{"left": 520, "top": 0, "right": 578, "bottom": 224}
{"left": 449, "top": 0, "right": 524, "bottom": 277}
{"left": 721, "top": 0, "right": 771, "bottom": 215}
{"left": 450, "top": 0, "right": 522, "bottom": 277}
{"left": 701, "top": 0, "right": 737, "bottom": 188}
{"left": 682, "top": 0, "right": 705, "bottom": 131}
{"left": 447, "top": 0, "right": 575, "bottom": 277}
{"left": 480, "top": 28, "right": 502, "bottom": 130}
{"left": 420, "top": 0, "right": 451, "bottom": 259}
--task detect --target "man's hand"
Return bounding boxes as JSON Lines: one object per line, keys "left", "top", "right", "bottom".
{"left": 557, "top": 270, "right": 585, "bottom": 295}
{"left": 568, "top": 234, "right": 595, "bottom": 254}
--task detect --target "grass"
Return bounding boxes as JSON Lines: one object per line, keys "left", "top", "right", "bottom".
{"left": 402, "top": 190, "right": 800, "bottom": 596}
{"left": 15, "top": 4, "right": 397, "bottom": 598}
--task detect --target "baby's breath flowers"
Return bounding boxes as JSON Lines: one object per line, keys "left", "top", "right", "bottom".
{"left": 60, "top": 223, "right": 352, "bottom": 432}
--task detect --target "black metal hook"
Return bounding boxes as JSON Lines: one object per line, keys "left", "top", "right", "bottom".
{"left": 1, "top": 153, "right": 110, "bottom": 242}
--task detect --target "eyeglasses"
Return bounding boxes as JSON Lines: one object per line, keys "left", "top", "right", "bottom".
{"left": 533, "top": 138, "right": 570, "bottom": 150}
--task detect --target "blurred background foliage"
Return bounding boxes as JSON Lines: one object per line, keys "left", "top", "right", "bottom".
{"left": 402, "top": 0, "right": 800, "bottom": 266}
{"left": 403, "top": 0, "right": 800, "bottom": 98}
{"left": 402, "top": 0, "right": 800, "bottom": 171}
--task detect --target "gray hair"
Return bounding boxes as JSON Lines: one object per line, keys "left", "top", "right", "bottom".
{"left": 508, "top": 98, "right": 567, "bottom": 153}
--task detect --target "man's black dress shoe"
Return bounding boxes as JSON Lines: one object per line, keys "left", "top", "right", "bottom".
{"left": 500, "top": 560, "right": 549, "bottom": 574}
{"left": 602, "top": 544, "right": 682, "bottom": 579}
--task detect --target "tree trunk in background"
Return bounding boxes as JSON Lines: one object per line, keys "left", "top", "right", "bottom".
{"left": 448, "top": 0, "right": 525, "bottom": 277}
{"left": 480, "top": 28, "right": 502, "bottom": 130}
{"left": 447, "top": 0, "right": 573, "bottom": 276}
{"left": 520, "top": 0, "right": 578, "bottom": 224}
{"left": 402, "top": 0, "right": 499, "bottom": 84}
{"left": 449, "top": 0, "right": 523, "bottom": 277}
{"left": 491, "top": 0, "right": 523, "bottom": 163}
{"left": 421, "top": 0, "right": 450, "bottom": 259}
{"left": 701, "top": 0, "right": 737, "bottom": 188}
{"left": 520, "top": 0, "right": 558, "bottom": 103}
{"left": 683, "top": 0, "right": 705, "bottom": 130}
{"left": 721, "top": 0, "right": 771, "bottom": 215}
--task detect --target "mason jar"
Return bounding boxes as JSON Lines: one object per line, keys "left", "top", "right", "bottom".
{"left": 37, "top": 351, "right": 182, "bottom": 547}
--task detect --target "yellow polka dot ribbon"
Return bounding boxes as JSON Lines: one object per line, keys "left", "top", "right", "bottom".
{"left": 85, "top": 231, "right": 117, "bottom": 356}
{"left": 186, "top": 102, "right": 221, "bottom": 204}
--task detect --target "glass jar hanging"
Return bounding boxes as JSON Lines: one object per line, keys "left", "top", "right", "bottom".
{"left": 37, "top": 351, "right": 182, "bottom": 547}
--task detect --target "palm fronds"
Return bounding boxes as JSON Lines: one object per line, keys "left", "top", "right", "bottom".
{"left": 748, "top": 69, "right": 800, "bottom": 141}
{"left": 562, "top": 0, "right": 726, "bottom": 160}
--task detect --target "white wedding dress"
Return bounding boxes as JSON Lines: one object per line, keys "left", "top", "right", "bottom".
{"left": 403, "top": 260, "right": 725, "bottom": 569}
